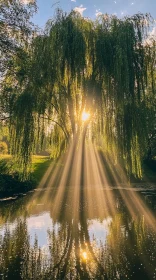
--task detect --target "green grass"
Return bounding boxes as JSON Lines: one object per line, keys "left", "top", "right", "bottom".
{"left": 0, "top": 154, "right": 52, "bottom": 181}
{"left": 31, "top": 155, "right": 52, "bottom": 184}
{"left": 0, "top": 154, "right": 52, "bottom": 198}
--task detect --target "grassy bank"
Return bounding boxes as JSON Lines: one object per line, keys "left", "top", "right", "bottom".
{"left": 0, "top": 153, "right": 155, "bottom": 199}
{"left": 0, "top": 155, "right": 52, "bottom": 198}
{"left": 32, "top": 155, "right": 52, "bottom": 184}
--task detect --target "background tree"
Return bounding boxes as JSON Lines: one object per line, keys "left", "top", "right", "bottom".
{"left": 0, "top": 0, "right": 37, "bottom": 175}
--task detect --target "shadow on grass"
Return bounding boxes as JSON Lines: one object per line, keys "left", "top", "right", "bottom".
{"left": 0, "top": 155, "right": 52, "bottom": 199}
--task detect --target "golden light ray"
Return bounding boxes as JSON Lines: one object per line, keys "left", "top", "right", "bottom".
{"left": 84, "top": 143, "right": 116, "bottom": 219}
{"left": 94, "top": 147, "right": 117, "bottom": 216}
{"left": 27, "top": 137, "right": 75, "bottom": 212}
{"left": 103, "top": 154, "right": 156, "bottom": 232}
{"left": 27, "top": 130, "right": 155, "bottom": 240}
{"left": 102, "top": 154, "right": 156, "bottom": 278}
{"left": 51, "top": 138, "right": 79, "bottom": 219}
{"left": 61, "top": 135, "right": 83, "bottom": 222}
{"left": 22, "top": 130, "right": 156, "bottom": 280}
{"left": 31, "top": 153, "right": 66, "bottom": 203}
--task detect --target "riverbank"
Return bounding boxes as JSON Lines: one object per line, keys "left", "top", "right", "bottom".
{"left": 0, "top": 155, "right": 52, "bottom": 199}
{"left": 0, "top": 154, "right": 156, "bottom": 201}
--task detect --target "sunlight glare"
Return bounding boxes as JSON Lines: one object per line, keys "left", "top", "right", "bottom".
{"left": 82, "top": 111, "right": 90, "bottom": 121}
{"left": 82, "top": 251, "right": 88, "bottom": 260}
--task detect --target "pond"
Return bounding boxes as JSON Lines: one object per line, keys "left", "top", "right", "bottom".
{"left": 0, "top": 186, "right": 156, "bottom": 280}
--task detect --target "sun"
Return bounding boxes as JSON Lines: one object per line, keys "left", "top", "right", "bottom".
{"left": 81, "top": 111, "right": 90, "bottom": 121}
{"left": 82, "top": 251, "right": 88, "bottom": 260}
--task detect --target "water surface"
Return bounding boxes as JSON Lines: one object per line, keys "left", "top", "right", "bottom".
{"left": 0, "top": 187, "right": 156, "bottom": 280}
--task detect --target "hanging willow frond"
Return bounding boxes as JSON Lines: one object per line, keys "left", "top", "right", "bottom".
{"left": 3, "top": 9, "right": 155, "bottom": 178}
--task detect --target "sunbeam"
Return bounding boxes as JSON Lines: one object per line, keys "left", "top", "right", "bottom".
{"left": 29, "top": 132, "right": 156, "bottom": 236}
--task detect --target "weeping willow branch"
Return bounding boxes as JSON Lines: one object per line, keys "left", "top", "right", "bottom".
{"left": 41, "top": 114, "right": 70, "bottom": 141}
{"left": 3, "top": 9, "right": 156, "bottom": 179}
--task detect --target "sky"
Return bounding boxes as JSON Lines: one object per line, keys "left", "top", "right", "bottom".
{"left": 30, "top": 0, "right": 156, "bottom": 29}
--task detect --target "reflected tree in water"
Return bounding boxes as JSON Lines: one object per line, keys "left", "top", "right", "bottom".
{"left": 0, "top": 192, "right": 156, "bottom": 279}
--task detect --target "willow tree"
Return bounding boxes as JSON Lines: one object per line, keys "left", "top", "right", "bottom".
{"left": 92, "top": 13, "right": 156, "bottom": 177}
{"left": 2, "top": 9, "right": 156, "bottom": 178}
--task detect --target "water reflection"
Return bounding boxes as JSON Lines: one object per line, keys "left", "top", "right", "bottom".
{"left": 0, "top": 190, "right": 156, "bottom": 280}
{"left": 0, "top": 141, "right": 156, "bottom": 279}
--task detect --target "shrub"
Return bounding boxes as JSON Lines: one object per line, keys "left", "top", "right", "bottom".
{"left": 0, "top": 141, "right": 8, "bottom": 154}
